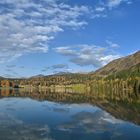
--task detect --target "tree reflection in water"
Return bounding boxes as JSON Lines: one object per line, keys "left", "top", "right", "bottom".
{"left": 0, "top": 87, "right": 140, "bottom": 125}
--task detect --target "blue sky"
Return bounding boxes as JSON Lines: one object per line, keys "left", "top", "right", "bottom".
{"left": 0, "top": 0, "right": 139, "bottom": 78}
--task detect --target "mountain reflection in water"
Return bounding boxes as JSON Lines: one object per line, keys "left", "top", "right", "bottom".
{"left": 0, "top": 88, "right": 140, "bottom": 140}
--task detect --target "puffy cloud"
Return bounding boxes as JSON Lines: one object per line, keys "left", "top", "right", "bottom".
{"left": 106, "top": 40, "right": 120, "bottom": 48}
{"left": 6, "top": 65, "right": 16, "bottom": 68}
{"left": 41, "top": 64, "right": 69, "bottom": 73}
{"left": 55, "top": 44, "right": 121, "bottom": 69}
{"left": 95, "top": 7, "right": 106, "bottom": 12}
{"left": 0, "top": 0, "right": 132, "bottom": 63}
{"left": 93, "top": 0, "right": 133, "bottom": 18}
{"left": 108, "top": 0, "right": 124, "bottom": 8}
{"left": 0, "top": 0, "right": 91, "bottom": 63}
{"left": 107, "top": 0, "right": 132, "bottom": 8}
{"left": 55, "top": 47, "right": 77, "bottom": 56}
{"left": 51, "top": 64, "right": 69, "bottom": 69}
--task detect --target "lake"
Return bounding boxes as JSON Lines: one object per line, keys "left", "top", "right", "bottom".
{"left": 0, "top": 89, "right": 140, "bottom": 140}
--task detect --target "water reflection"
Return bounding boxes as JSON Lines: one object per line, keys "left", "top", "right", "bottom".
{"left": 0, "top": 88, "right": 140, "bottom": 125}
{"left": 0, "top": 89, "right": 140, "bottom": 140}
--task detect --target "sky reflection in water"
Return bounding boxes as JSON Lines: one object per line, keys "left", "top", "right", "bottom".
{"left": 0, "top": 97, "right": 140, "bottom": 140}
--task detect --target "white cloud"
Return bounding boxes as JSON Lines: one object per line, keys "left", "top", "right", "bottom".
{"left": 51, "top": 64, "right": 69, "bottom": 69}
{"left": 107, "top": 0, "right": 132, "bottom": 8}
{"left": 0, "top": 0, "right": 91, "bottom": 63}
{"left": 55, "top": 44, "right": 121, "bottom": 69}
{"left": 0, "top": 0, "right": 133, "bottom": 63}
{"left": 100, "top": 55, "right": 120, "bottom": 65}
{"left": 94, "top": 0, "right": 133, "bottom": 16}
{"left": 95, "top": 7, "right": 105, "bottom": 12}
{"left": 106, "top": 40, "right": 120, "bottom": 48}
{"left": 55, "top": 47, "right": 77, "bottom": 56}
{"left": 108, "top": 0, "right": 123, "bottom": 8}
{"left": 91, "top": 0, "right": 133, "bottom": 19}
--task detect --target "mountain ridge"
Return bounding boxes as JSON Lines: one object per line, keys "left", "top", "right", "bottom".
{"left": 0, "top": 50, "right": 140, "bottom": 79}
{"left": 93, "top": 50, "right": 140, "bottom": 76}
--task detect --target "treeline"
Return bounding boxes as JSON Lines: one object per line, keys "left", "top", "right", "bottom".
{"left": 89, "top": 77, "right": 140, "bottom": 100}
{"left": 18, "top": 74, "right": 92, "bottom": 87}
{"left": 0, "top": 80, "right": 15, "bottom": 88}
{"left": 17, "top": 74, "right": 140, "bottom": 99}
{"left": 0, "top": 69, "right": 140, "bottom": 97}
{"left": 107, "top": 63, "right": 140, "bottom": 80}
{"left": 0, "top": 79, "right": 19, "bottom": 88}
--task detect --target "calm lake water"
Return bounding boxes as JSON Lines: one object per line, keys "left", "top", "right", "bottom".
{"left": 0, "top": 89, "right": 140, "bottom": 140}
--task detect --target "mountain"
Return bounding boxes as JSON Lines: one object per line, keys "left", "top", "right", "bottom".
{"left": 0, "top": 76, "right": 5, "bottom": 79}
{"left": 29, "top": 74, "right": 45, "bottom": 79}
{"left": 53, "top": 72, "right": 73, "bottom": 76}
{"left": 94, "top": 51, "right": 140, "bottom": 77}
{"left": 1, "top": 51, "right": 139, "bottom": 81}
